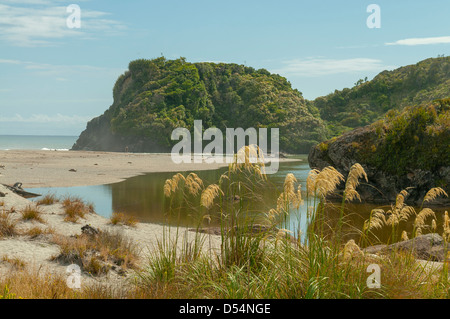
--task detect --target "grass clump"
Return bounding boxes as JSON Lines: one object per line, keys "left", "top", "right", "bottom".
{"left": 20, "top": 205, "right": 45, "bottom": 223}
{"left": 35, "top": 193, "right": 59, "bottom": 206}
{"left": 51, "top": 229, "right": 140, "bottom": 276}
{"left": 61, "top": 196, "right": 95, "bottom": 223}
{"left": 23, "top": 226, "right": 55, "bottom": 239}
{"left": 1, "top": 256, "right": 27, "bottom": 271}
{"left": 0, "top": 211, "right": 18, "bottom": 238}
{"left": 109, "top": 212, "right": 139, "bottom": 227}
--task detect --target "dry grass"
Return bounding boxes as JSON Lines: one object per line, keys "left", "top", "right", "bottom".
{"left": 23, "top": 226, "right": 55, "bottom": 239}
{"left": 200, "top": 184, "right": 223, "bottom": 209}
{"left": 0, "top": 268, "right": 153, "bottom": 299}
{"left": 423, "top": 187, "right": 448, "bottom": 203}
{"left": 109, "top": 212, "right": 139, "bottom": 227}
{"left": 344, "top": 163, "right": 368, "bottom": 202}
{"left": 306, "top": 166, "right": 345, "bottom": 199}
{"left": 20, "top": 205, "right": 45, "bottom": 223}
{"left": 1, "top": 256, "right": 27, "bottom": 270}
{"left": 443, "top": 211, "right": 450, "bottom": 242}
{"left": 164, "top": 172, "right": 204, "bottom": 198}
{"left": 0, "top": 269, "right": 81, "bottom": 299}
{"left": 35, "top": 193, "right": 59, "bottom": 206}
{"left": 51, "top": 229, "right": 140, "bottom": 276}
{"left": 61, "top": 196, "right": 95, "bottom": 223}
{"left": 0, "top": 211, "right": 18, "bottom": 238}
{"left": 364, "top": 187, "right": 448, "bottom": 243}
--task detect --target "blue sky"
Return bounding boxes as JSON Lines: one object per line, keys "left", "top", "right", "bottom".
{"left": 0, "top": 0, "right": 449, "bottom": 136}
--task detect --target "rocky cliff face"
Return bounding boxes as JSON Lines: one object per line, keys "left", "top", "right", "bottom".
{"left": 72, "top": 114, "right": 169, "bottom": 153}
{"left": 308, "top": 101, "right": 450, "bottom": 206}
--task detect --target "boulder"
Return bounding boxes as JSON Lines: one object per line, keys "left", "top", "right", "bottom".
{"left": 364, "top": 233, "right": 449, "bottom": 262}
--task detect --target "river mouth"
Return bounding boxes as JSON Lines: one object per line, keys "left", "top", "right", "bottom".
{"left": 29, "top": 156, "right": 449, "bottom": 246}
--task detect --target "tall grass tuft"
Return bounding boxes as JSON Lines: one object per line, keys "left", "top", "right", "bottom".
{"left": 61, "top": 196, "right": 95, "bottom": 222}
{"left": 109, "top": 212, "right": 139, "bottom": 227}
{"left": 0, "top": 211, "right": 17, "bottom": 238}
{"left": 35, "top": 193, "right": 59, "bottom": 206}
{"left": 20, "top": 205, "right": 45, "bottom": 223}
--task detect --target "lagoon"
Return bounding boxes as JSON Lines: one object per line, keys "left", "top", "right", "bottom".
{"left": 28, "top": 155, "right": 448, "bottom": 245}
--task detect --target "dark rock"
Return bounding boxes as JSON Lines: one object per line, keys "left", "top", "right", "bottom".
{"left": 364, "top": 233, "right": 449, "bottom": 262}
{"left": 81, "top": 224, "right": 100, "bottom": 236}
{"left": 363, "top": 244, "right": 388, "bottom": 255}
{"left": 71, "top": 113, "right": 169, "bottom": 153}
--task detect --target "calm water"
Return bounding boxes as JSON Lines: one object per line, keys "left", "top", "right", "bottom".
{"left": 0, "top": 135, "right": 78, "bottom": 150}
{"left": 28, "top": 155, "right": 449, "bottom": 245}
{"left": 30, "top": 158, "right": 310, "bottom": 230}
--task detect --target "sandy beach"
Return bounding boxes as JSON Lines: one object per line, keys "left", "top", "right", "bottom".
{"left": 0, "top": 182, "right": 223, "bottom": 292}
{"left": 0, "top": 150, "right": 300, "bottom": 188}
{"left": 0, "top": 150, "right": 227, "bottom": 188}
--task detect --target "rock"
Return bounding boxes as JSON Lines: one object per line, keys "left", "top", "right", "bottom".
{"left": 69, "top": 169, "right": 77, "bottom": 172}
{"left": 81, "top": 224, "right": 100, "bottom": 236}
{"left": 363, "top": 244, "right": 388, "bottom": 255}
{"left": 364, "top": 234, "right": 449, "bottom": 262}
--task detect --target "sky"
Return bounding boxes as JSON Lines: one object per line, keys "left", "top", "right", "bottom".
{"left": 0, "top": 0, "right": 449, "bottom": 136}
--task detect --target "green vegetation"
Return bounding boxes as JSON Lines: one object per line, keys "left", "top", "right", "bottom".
{"left": 313, "top": 56, "right": 450, "bottom": 137}
{"left": 353, "top": 98, "right": 449, "bottom": 176}
{"left": 74, "top": 56, "right": 450, "bottom": 154}
{"left": 83, "top": 57, "right": 327, "bottom": 153}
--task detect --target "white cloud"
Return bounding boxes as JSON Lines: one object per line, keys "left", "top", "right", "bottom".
{"left": 272, "top": 57, "right": 395, "bottom": 77}
{"left": 0, "top": 113, "right": 93, "bottom": 124}
{"left": 0, "top": 2, "right": 126, "bottom": 47}
{"left": 0, "top": 57, "right": 124, "bottom": 78}
{"left": 386, "top": 36, "right": 450, "bottom": 46}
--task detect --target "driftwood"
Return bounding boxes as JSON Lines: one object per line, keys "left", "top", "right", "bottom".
{"left": 1, "top": 182, "right": 41, "bottom": 199}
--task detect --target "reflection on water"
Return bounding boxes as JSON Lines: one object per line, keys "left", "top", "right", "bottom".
{"left": 30, "top": 155, "right": 449, "bottom": 246}
{"left": 30, "top": 158, "right": 310, "bottom": 228}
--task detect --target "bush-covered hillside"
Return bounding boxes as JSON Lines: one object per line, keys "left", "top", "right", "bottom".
{"left": 313, "top": 57, "right": 450, "bottom": 137}
{"left": 73, "top": 57, "right": 327, "bottom": 153}
{"left": 309, "top": 98, "right": 450, "bottom": 204}
{"left": 360, "top": 98, "right": 450, "bottom": 176}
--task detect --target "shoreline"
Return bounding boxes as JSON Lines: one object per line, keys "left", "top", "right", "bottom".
{"left": 0, "top": 150, "right": 302, "bottom": 189}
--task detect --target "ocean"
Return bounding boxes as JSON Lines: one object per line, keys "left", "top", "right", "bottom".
{"left": 0, "top": 135, "right": 78, "bottom": 151}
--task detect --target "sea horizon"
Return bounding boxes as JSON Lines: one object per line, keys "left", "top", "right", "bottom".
{"left": 0, "top": 134, "right": 79, "bottom": 151}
